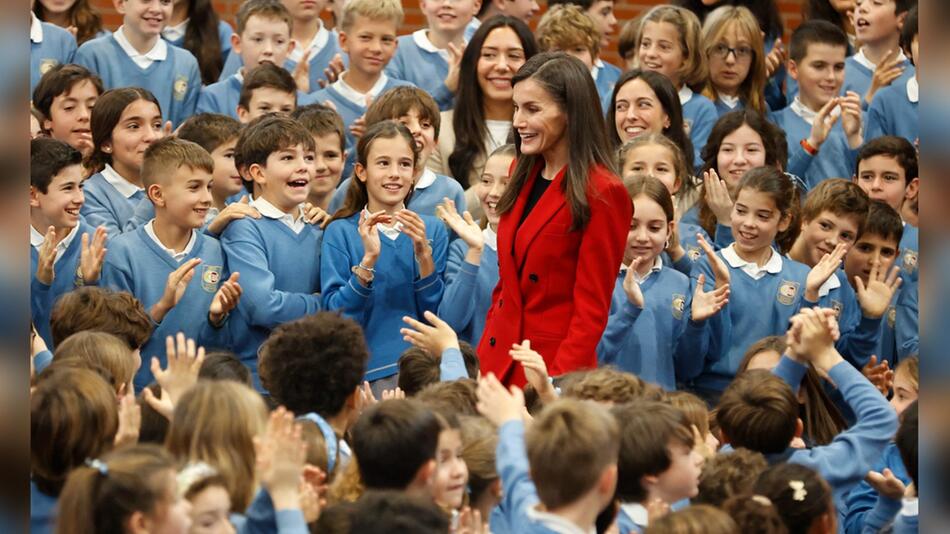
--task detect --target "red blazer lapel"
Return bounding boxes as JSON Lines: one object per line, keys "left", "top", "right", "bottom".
{"left": 513, "top": 164, "right": 568, "bottom": 273}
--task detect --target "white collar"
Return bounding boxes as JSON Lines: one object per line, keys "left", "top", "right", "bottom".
{"left": 144, "top": 220, "right": 197, "bottom": 261}
{"left": 620, "top": 255, "right": 663, "bottom": 283}
{"left": 289, "top": 21, "right": 330, "bottom": 64}
{"left": 161, "top": 18, "right": 189, "bottom": 42}
{"left": 114, "top": 26, "right": 168, "bottom": 66}
{"left": 251, "top": 196, "right": 306, "bottom": 234}
{"left": 721, "top": 243, "right": 783, "bottom": 279}
{"left": 416, "top": 168, "right": 438, "bottom": 190}
{"left": 30, "top": 224, "right": 80, "bottom": 264}
{"left": 483, "top": 226, "right": 497, "bottom": 251}
{"left": 361, "top": 207, "right": 404, "bottom": 241}
{"left": 619, "top": 502, "right": 649, "bottom": 528}
{"left": 817, "top": 269, "right": 841, "bottom": 298}
{"left": 30, "top": 12, "right": 43, "bottom": 43}
{"left": 524, "top": 505, "right": 595, "bottom": 534}
{"left": 412, "top": 29, "right": 450, "bottom": 61}
{"left": 332, "top": 72, "right": 389, "bottom": 108}
{"left": 907, "top": 76, "right": 918, "bottom": 103}
{"left": 590, "top": 59, "right": 602, "bottom": 80}
{"left": 719, "top": 94, "right": 740, "bottom": 108}
{"left": 901, "top": 497, "right": 918, "bottom": 517}
{"left": 678, "top": 85, "right": 693, "bottom": 105}
{"left": 234, "top": 70, "right": 245, "bottom": 84}
{"left": 100, "top": 164, "right": 145, "bottom": 199}
{"left": 790, "top": 96, "right": 840, "bottom": 126}
{"left": 854, "top": 47, "right": 908, "bottom": 71}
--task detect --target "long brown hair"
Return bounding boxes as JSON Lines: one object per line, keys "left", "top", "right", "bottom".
{"left": 87, "top": 87, "right": 162, "bottom": 174}
{"left": 701, "top": 6, "right": 768, "bottom": 114}
{"left": 734, "top": 167, "right": 802, "bottom": 254}
{"left": 496, "top": 52, "right": 616, "bottom": 231}
{"left": 33, "top": 0, "right": 103, "bottom": 45}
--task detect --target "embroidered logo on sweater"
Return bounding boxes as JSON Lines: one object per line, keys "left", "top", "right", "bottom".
{"left": 887, "top": 305, "right": 897, "bottom": 329}
{"left": 831, "top": 299, "right": 843, "bottom": 318}
{"left": 39, "top": 59, "right": 59, "bottom": 75}
{"left": 173, "top": 75, "right": 188, "bottom": 101}
{"left": 777, "top": 280, "right": 800, "bottom": 305}
{"left": 74, "top": 263, "right": 84, "bottom": 287}
{"left": 672, "top": 294, "right": 686, "bottom": 319}
{"left": 902, "top": 249, "right": 918, "bottom": 274}
{"left": 201, "top": 265, "right": 222, "bottom": 293}
{"left": 686, "top": 246, "right": 701, "bottom": 262}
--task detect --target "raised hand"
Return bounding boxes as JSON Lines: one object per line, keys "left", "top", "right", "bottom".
{"left": 697, "top": 233, "right": 730, "bottom": 289}
{"left": 444, "top": 41, "right": 464, "bottom": 93}
{"left": 302, "top": 202, "right": 331, "bottom": 228}
{"left": 395, "top": 209, "right": 435, "bottom": 278}
{"left": 292, "top": 48, "right": 313, "bottom": 93}
{"left": 436, "top": 198, "right": 483, "bottom": 252}
{"left": 866, "top": 48, "right": 905, "bottom": 105}
{"left": 861, "top": 354, "right": 894, "bottom": 396}
{"left": 35, "top": 226, "right": 58, "bottom": 285}
{"left": 455, "top": 506, "right": 489, "bottom": 534}
{"left": 476, "top": 373, "right": 526, "bottom": 427}
{"left": 208, "top": 272, "right": 241, "bottom": 325}
{"left": 704, "top": 169, "right": 733, "bottom": 225}
{"left": 150, "top": 258, "right": 202, "bottom": 323}
{"left": 254, "top": 406, "right": 308, "bottom": 510}
{"left": 865, "top": 468, "right": 907, "bottom": 501}
{"left": 765, "top": 37, "right": 787, "bottom": 78}
{"left": 854, "top": 260, "right": 902, "bottom": 319}
{"left": 150, "top": 332, "right": 205, "bottom": 408}
{"left": 807, "top": 98, "right": 841, "bottom": 150}
{"left": 79, "top": 226, "right": 108, "bottom": 284}
{"left": 788, "top": 308, "right": 842, "bottom": 372}
{"left": 113, "top": 390, "right": 141, "bottom": 448}
{"left": 400, "top": 310, "right": 460, "bottom": 355}
{"left": 839, "top": 91, "right": 864, "bottom": 149}
{"left": 805, "top": 243, "right": 848, "bottom": 302}
{"left": 380, "top": 387, "right": 405, "bottom": 401}
{"left": 206, "top": 196, "right": 261, "bottom": 235}
{"left": 510, "top": 340, "right": 557, "bottom": 404}
{"left": 318, "top": 53, "right": 345, "bottom": 89}
{"left": 622, "top": 257, "right": 645, "bottom": 308}
{"left": 691, "top": 273, "right": 730, "bottom": 322}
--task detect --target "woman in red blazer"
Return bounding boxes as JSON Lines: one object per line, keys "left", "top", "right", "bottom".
{"left": 477, "top": 52, "right": 633, "bottom": 387}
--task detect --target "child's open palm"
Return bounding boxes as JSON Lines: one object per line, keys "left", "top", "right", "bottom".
{"left": 400, "top": 310, "right": 460, "bottom": 355}
{"left": 292, "top": 49, "right": 313, "bottom": 94}
{"left": 510, "top": 340, "right": 557, "bottom": 404}
{"left": 476, "top": 373, "right": 526, "bottom": 427}
{"left": 697, "top": 233, "right": 730, "bottom": 289}
{"left": 865, "top": 468, "right": 907, "bottom": 501}
{"left": 436, "top": 198, "right": 483, "bottom": 251}
{"left": 805, "top": 243, "right": 848, "bottom": 301}
{"left": 35, "top": 226, "right": 58, "bottom": 285}
{"left": 255, "top": 407, "right": 308, "bottom": 509}
{"left": 151, "top": 258, "right": 202, "bottom": 322}
{"left": 395, "top": 209, "right": 435, "bottom": 277}
{"left": 209, "top": 272, "right": 242, "bottom": 325}
{"left": 150, "top": 333, "right": 205, "bottom": 406}
{"left": 113, "top": 390, "right": 141, "bottom": 448}
{"left": 622, "top": 257, "right": 645, "bottom": 308}
{"left": 807, "top": 98, "right": 841, "bottom": 149}
{"left": 854, "top": 259, "right": 902, "bottom": 319}
{"left": 840, "top": 91, "right": 864, "bottom": 148}
{"left": 79, "top": 226, "right": 108, "bottom": 284}
{"left": 704, "top": 169, "right": 733, "bottom": 225}
{"left": 866, "top": 48, "right": 905, "bottom": 104}
{"left": 444, "top": 41, "right": 464, "bottom": 93}
{"left": 692, "top": 273, "right": 730, "bottom": 322}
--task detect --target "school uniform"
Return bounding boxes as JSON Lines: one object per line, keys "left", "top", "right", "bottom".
{"left": 80, "top": 165, "right": 147, "bottom": 237}
{"left": 161, "top": 19, "right": 234, "bottom": 64}
{"left": 437, "top": 226, "right": 499, "bottom": 346}
{"left": 593, "top": 59, "right": 622, "bottom": 114}
{"left": 30, "top": 219, "right": 96, "bottom": 349}
{"left": 327, "top": 168, "right": 466, "bottom": 217}
{"left": 219, "top": 21, "right": 343, "bottom": 91}
{"left": 843, "top": 442, "right": 910, "bottom": 534}
{"left": 898, "top": 223, "right": 918, "bottom": 284}
{"left": 764, "top": 36, "right": 788, "bottom": 111}
{"left": 769, "top": 356, "right": 899, "bottom": 518}
{"left": 101, "top": 222, "right": 230, "bottom": 389}
{"left": 30, "top": 12, "right": 76, "bottom": 93}
{"left": 679, "top": 86, "right": 718, "bottom": 169}
{"left": 843, "top": 49, "right": 915, "bottom": 106}
{"left": 123, "top": 195, "right": 228, "bottom": 235}
{"left": 220, "top": 198, "right": 323, "bottom": 385}
{"left": 896, "top": 276, "right": 918, "bottom": 359}
{"left": 891, "top": 500, "right": 918, "bottom": 534}
{"left": 195, "top": 71, "right": 244, "bottom": 118}
{"left": 712, "top": 94, "right": 744, "bottom": 117}
{"left": 866, "top": 75, "right": 918, "bottom": 148}
{"left": 771, "top": 98, "right": 857, "bottom": 191}
{"left": 818, "top": 270, "right": 883, "bottom": 369}
{"left": 616, "top": 503, "right": 647, "bottom": 534}
{"left": 30, "top": 480, "right": 57, "bottom": 534}
{"left": 73, "top": 28, "right": 200, "bottom": 128}
{"left": 665, "top": 221, "right": 713, "bottom": 276}
{"left": 385, "top": 30, "right": 458, "bottom": 111}
{"left": 596, "top": 257, "right": 703, "bottom": 391}
{"left": 463, "top": 17, "right": 481, "bottom": 42}
{"left": 685, "top": 244, "right": 811, "bottom": 398}
{"left": 321, "top": 210, "right": 448, "bottom": 381}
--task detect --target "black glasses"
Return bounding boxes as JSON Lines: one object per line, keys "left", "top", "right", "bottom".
{"left": 710, "top": 43, "right": 754, "bottom": 61}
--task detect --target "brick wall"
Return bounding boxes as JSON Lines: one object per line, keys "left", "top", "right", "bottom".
{"left": 92, "top": 0, "right": 804, "bottom": 65}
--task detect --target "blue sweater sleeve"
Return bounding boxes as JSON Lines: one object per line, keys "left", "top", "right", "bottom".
{"left": 413, "top": 221, "right": 448, "bottom": 315}
{"left": 240, "top": 488, "right": 309, "bottom": 534}
{"left": 896, "top": 282, "right": 919, "bottom": 359}
{"left": 437, "top": 241, "right": 479, "bottom": 334}
{"left": 221, "top": 222, "right": 322, "bottom": 328}
{"left": 34, "top": 350, "right": 54, "bottom": 374}
{"left": 319, "top": 223, "right": 373, "bottom": 315}
{"left": 124, "top": 197, "right": 155, "bottom": 232}
{"left": 713, "top": 224, "right": 734, "bottom": 249}
{"left": 772, "top": 355, "right": 808, "bottom": 395}
{"left": 82, "top": 189, "right": 123, "bottom": 238}
{"left": 440, "top": 347, "right": 468, "bottom": 381}
{"left": 496, "top": 420, "right": 541, "bottom": 530}
{"left": 596, "top": 298, "right": 643, "bottom": 366}
{"left": 859, "top": 495, "right": 902, "bottom": 534}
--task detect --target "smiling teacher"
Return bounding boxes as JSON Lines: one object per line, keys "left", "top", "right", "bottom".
{"left": 477, "top": 52, "right": 632, "bottom": 387}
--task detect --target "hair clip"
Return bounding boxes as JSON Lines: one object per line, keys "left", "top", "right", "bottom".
{"left": 85, "top": 458, "right": 108, "bottom": 476}
{"left": 751, "top": 495, "right": 772, "bottom": 506}
{"left": 789, "top": 480, "right": 807, "bottom": 502}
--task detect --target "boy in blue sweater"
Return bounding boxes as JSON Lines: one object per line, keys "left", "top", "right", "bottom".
{"left": 385, "top": 0, "right": 479, "bottom": 111}
{"left": 291, "top": 104, "right": 346, "bottom": 214}
{"left": 197, "top": 0, "right": 295, "bottom": 119}
{"left": 773, "top": 20, "right": 865, "bottom": 191}
{"left": 846, "top": 0, "right": 916, "bottom": 106}
{"left": 866, "top": 6, "right": 918, "bottom": 145}
{"left": 30, "top": 138, "right": 108, "bottom": 349}
{"left": 220, "top": 115, "right": 322, "bottom": 386}
{"left": 101, "top": 137, "right": 242, "bottom": 389}
{"left": 31, "top": 64, "right": 102, "bottom": 159}
{"left": 236, "top": 62, "right": 298, "bottom": 123}
{"left": 30, "top": 9, "right": 76, "bottom": 93}
{"left": 717, "top": 307, "right": 899, "bottom": 520}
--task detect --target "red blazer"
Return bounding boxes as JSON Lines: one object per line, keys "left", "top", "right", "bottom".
{"left": 477, "top": 161, "right": 632, "bottom": 387}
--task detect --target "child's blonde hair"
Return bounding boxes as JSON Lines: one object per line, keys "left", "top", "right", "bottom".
{"left": 164, "top": 381, "right": 268, "bottom": 512}
{"left": 895, "top": 355, "right": 919, "bottom": 391}
{"left": 637, "top": 5, "right": 707, "bottom": 89}
{"left": 536, "top": 4, "right": 601, "bottom": 58}
{"left": 618, "top": 133, "right": 697, "bottom": 215}
{"left": 340, "top": 0, "right": 403, "bottom": 33}
{"left": 53, "top": 331, "right": 137, "bottom": 392}
{"left": 701, "top": 6, "right": 768, "bottom": 114}
{"left": 666, "top": 390, "right": 711, "bottom": 439}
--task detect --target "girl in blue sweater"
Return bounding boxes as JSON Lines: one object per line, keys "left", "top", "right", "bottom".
{"left": 436, "top": 144, "right": 514, "bottom": 346}
{"left": 321, "top": 120, "right": 448, "bottom": 389}
{"left": 597, "top": 175, "right": 729, "bottom": 391}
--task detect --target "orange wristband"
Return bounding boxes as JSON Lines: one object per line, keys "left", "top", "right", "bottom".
{"left": 800, "top": 138, "right": 819, "bottom": 156}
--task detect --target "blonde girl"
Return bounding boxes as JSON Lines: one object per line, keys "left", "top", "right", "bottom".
{"left": 701, "top": 6, "right": 769, "bottom": 116}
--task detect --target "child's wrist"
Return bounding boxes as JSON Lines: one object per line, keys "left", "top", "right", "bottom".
{"left": 268, "top": 486, "right": 301, "bottom": 511}
{"left": 360, "top": 254, "right": 378, "bottom": 268}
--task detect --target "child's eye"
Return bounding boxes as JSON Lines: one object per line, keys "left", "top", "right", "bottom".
{"left": 819, "top": 222, "right": 831, "bottom": 230}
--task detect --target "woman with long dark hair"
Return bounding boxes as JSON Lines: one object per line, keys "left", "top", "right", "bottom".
{"left": 477, "top": 52, "right": 632, "bottom": 387}
{"left": 161, "top": 0, "right": 235, "bottom": 85}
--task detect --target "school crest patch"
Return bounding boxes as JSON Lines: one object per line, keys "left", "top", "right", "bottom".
{"left": 39, "top": 59, "right": 58, "bottom": 75}
{"left": 201, "top": 265, "right": 222, "bottom": 293}
{"left": 887, "top": 306, "right": 897, "bottom": 329}
{"left": 776, "top": 280, "right": 800, "bottom": 306}
{"left": 686, "top": 245, "right": 701, "bottom": 262}
{"left": 74, "top": 263, "right": 84, "bottom": 287}
{"left": 831, "top": 299, "right": 843, "bottom": 318}
{"left": 173, "top": 75, "right": 188, "bottom": 101}
{"left": 902, "top": 249, "right": 918, "bottom": 274}
{"left": 672, "top": 293, "right": 686, "bottom": 320}
{"left": 683, "top": 119, "right": 693, "bottom": 136}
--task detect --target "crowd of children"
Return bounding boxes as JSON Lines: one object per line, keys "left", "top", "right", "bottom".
{"left": 30, "top": 0, "right": 921, "bottom": 531}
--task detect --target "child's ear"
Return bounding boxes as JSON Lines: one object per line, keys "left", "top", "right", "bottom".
{"left": 247, "top": 162, "right": 267, "bottom": 185}
{"left": 641, "top": 473, "right": 659, "bottom": 494}
{"left": 338, "top": 31, "right": 348, "bottom": 53}
{"left": 905, "top": 177, "right": 920, "bottom": 202}
{"left": 413, "top": 458, "right": 437, "bottom": 490}
{"left": 236, "top": 105, "right": 249, "bottom": 123}
{"left": 354, "top": 163, "right": 367, "bottom": 184}
{"left": 29, "top": 186, "right": 42, "bottom": 208}
{"left": 125, "top": 510, "right": 150, "bottom": 534}
{"left": 230, "top": 32, "right": 241, "bottom": 55}
{"left": 112, "top": 0, "right": 127, "bottom": 15}
{"left": 662, "top": 113, "right": 671, "bottom": 130}
{"left": 599, "top": 464, "right": 618, "bottom": 498}
{"left": 471, "top": 0, "right": 482, "bottom": 16}
{"left": 101, "top": 140, "right": 113, "bottom": 154}
{"left": 286, "top": 38, "right": 296, "bottom": 56}
{"left": 794, "top": 418, "right": 804, "bottom": 439}
{"left": 490, "top": 478, "right": 502, "bottom": 499}
{"left": 147, "top": 183, "right": 164, "bottom": 206}
{"left": 787, "top": 59, "right": 799, "bottom": 81}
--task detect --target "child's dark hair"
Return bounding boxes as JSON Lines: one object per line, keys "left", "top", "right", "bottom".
{"left": 50, "top": 287, "right": 153, "bottom": 350}
{"left": 259, "top": 312, "right": 369, "bottom": 417}
{"left": 176, "top": 113, "right": 242, "bottom": 155}
{"left": 896, "top": 400, "right": 918, "bottom": 489}
{"left": 198, "top": 351, "right": 253, "bottom": 386}
{"left": 696, "top": 448, "right": 768, "bottom": 506}
{"left": 235, "top": 0, "right": 293, "bottom": 35}
{"left": 901, "top": 5, "right": 918, "bottom": 61}
{"left": 801, "top": 178, "right": 870, "bottom": 236}
{"left": 365, "top": 85, "right": 442, "bottom": 139}
{"left": 717, "top": 369, "right": 798, "bottom": 454}
{"left": 238, "top": 62, "right": 298, "bottom": 111}
{"left": 32, "top": 64, "right": 103, "bottom": 123}
{"left": 179, "top": 0, "right": 226, "bottom": 84}
{"left": 31, "top": 137, "right": 83, "bottom": 194}
{"left": 861, "top": 201, "right": 904, "bottom": 247}
{"left": 735, "top": 167, "right": 803, "bottom": 254}
{"left": 611, "top": 401, "right": 693, "bottom": 503}
{"left": 235, "top": 114, "right": 316, "bottom": 170}
{"left": 753, "top": 463, "right": 833, "bottom": 534}
{"left": 349, "top": 399, "right": 441, "bottom": 490}
{"left": 348, "top": 490, "right": 450, "bottom": 533}
{"left": 87, "top": 87, "right": 162, "bottom": 173}
{"left": 625, "top": 174, "right": 675, "bottom": 223}
{"left": 55, "top": 444, "right": 177, "bottom": 534}
{"left": 644, "top": 504, "right": 740, "bottom": 534}
{"left": 789, "top": 20, "right": 849, "bottom": 63}
{"left": 329, "top": 120, "right": 419, "bottom": 223}
{"left": 33, "top": 0, "right": 102, "bottom": 45}
{"left": 855, "top": 135, "right": 918, "bottom": 185}
{"left": 721, "top": 494, "right": 789, "bottom": 534}
{"left": 292, "top": 103, "right": 346, "bottom": 153}
{"left": 31, "top": 366, "right": 118, "bottom": 496}
{"left": 416, "top": 378, "right": 480, "bottom": 418}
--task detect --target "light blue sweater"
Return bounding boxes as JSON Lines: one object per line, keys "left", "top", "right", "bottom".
{"left": 771, "top": 106, "right": 857, "bottom": 191}
{"left": 31, "top": 20, "right": 76, "bottom": 93}
{"left": 865, "top": 78, "right": 918, "bottom": 145}
{"left": 80, "top": 171, "right": 146, "bottom": 238}
{"left": 595, "top": 61, "right": 623, "bottom": 114}
{"left": 437, "top": 239, "right": 498, "bottom": 346}
{"left": 196, "top": 73, "right": 243, "bottom": 118}
{"left": 682, "top": 91, "right": 718, "bottom": 169}
{"left": 385, "top": 32, "right": 455, "bottom": 111}
{"left": 328, "top": 173, "right": 466, "bottom": 217}
{"left": 219, "top": 28, "right": 343, "bottom": 90}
